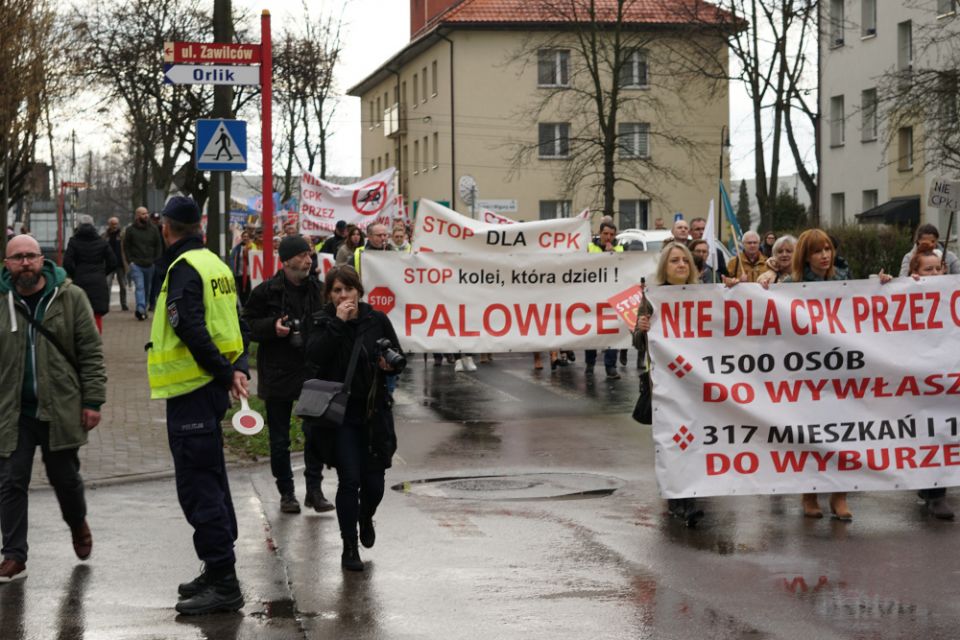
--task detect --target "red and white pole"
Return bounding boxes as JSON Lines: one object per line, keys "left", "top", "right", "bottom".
{"left": 260, "top": 9, "right": 274, "bottom": 277}
{"left": 57, "top": 182, "right": 65, "bottom": 265}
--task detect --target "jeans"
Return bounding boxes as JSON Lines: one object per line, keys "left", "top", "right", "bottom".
{"left": 334, "top": 417, "right": 385, "bottom": 542}
{"left": 585, "top": 349, "right": 618, "bottom": 369}
{"left": 0, "top": 415, "right": 86, "bottom": 563}
{"left": 129, "top": 263, "right": 155, "bottom": 314}
{"left": 106, "top": 266, "right": 127, "bottom": 309}
{"left": 264, "top": 399, "right": 322, "bottom": 496}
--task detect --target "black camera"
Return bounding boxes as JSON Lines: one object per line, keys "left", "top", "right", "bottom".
{"left": 375, "top": 338, "right": 406, "bottom": 373}
{"left": 283, "top": 317, "right": 303, "bottom": 349}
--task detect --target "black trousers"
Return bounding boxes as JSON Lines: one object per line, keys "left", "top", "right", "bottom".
{"left": 0, "top": 414, "right": 86, "bottom": 563}
{"left": 334, "top": 417, "right": 385, "bottom": 542}
{"left": 264, "top": 398, "right": 322, "bottom": 496}
{"left": 166, "top": 384, "right": 237, "bottom": 571}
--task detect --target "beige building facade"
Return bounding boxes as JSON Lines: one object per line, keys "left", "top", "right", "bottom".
{"left": 349, "top": 1, "right": 733, "bottom": 232}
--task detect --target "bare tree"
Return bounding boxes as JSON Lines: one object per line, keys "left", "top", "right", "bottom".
{"left": 0, "top": 0, "right": 63, "bottom": 231}
{"left": 507, "top": 0, "right": 728, "bottom": 216}
{"left": 675, "top": 0, "right": 820, "bottom": 228}
{"left": 273, "top": 2, "right": 343, "bottom": 201}
{"left": 876, "top": 2, "right": 960, "bottom": 178}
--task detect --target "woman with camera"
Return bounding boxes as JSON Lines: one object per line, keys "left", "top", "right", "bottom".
{"left": 305, "top": 265, "right": 403, "bottom": 571}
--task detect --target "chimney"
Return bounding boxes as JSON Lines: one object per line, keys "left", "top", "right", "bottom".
{"left": 410, "top": 0, "right": 462, "bottom": 38}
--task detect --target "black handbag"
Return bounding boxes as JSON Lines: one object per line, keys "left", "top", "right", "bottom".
{"left": 294, "top": 340, "right": 362, "bottom": 428}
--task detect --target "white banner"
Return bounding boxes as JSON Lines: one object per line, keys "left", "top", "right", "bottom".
{"left": 481, "top": 207, "right": 591, "bottom": 226}
{"left": 299, "top": 168, "right": 398, "bottom": 234}
{"left": 650, "top": 276, "right": 960, "bottom": 498}
{"left": 412, "top": 199, "right": 591, "bottom": 253}
{"left": 247, "top": 250, "right": 336, "bottom": 288}
{"left": 361, "top": 251, "right": 658, "bottom": 352}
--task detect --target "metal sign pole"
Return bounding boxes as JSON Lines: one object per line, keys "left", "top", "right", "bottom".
{"left": 260, "top": 10, "right": 275, "bottom": 277}
{"left": 219, "top": 172, "right": 227, "bottom": 259}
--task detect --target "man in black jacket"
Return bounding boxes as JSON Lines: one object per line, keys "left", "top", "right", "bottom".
{"left": 319, "top": 220, "right": 347, "bottom": 255}
{"left": 243, "top": 235, "right": 332, "bottom": 514}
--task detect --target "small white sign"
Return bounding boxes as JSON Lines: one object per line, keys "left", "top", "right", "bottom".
{"left": 477, "top": 199, "right": 518, "bottom": 213}
{"left": 928, "top": 178, "right": 960, "bottom": 211}
{"left": 164, "top": 63, "right": 260, "bottom": 86}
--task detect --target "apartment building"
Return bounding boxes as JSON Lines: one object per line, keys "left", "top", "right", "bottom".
{"left": 348, "top": 0, "right": 734, "bottom": 229}
{"left": 820, "top": 0, "right": 960, "bottom": 228}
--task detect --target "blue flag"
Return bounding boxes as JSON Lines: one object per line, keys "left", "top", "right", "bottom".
{"left": 719, "top": 180, "right": 743, "bottom": 242}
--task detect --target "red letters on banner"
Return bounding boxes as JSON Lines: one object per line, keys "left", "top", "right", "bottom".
{"left": 404, "top": 302, "right": 618, "bottom": 338}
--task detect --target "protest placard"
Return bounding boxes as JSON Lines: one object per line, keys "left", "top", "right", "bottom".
{"left": 649, "top": 276, "right": 960, "bottom": 497}
{"left": 247, "top": 250, "right": 336, "bottom": 288}
{"left": 299, "top": 168, "right": 398, "bottom": 234}
{"left": 361, "top": 251, "right": 657, "bottom": 352}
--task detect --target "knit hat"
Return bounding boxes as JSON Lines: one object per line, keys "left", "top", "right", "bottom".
{"left": 161, "top": 196, "right": 201, "bottom": 224}
{"left": 278, "top": 235, "right": 311, "bottom": 262}
{"left": 335, "top": 220, "right": 347, "bottom": 231}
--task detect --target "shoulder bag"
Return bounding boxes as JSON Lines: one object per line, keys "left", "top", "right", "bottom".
{"left": 294, "top": 340, "right": 362, "bottom": 428}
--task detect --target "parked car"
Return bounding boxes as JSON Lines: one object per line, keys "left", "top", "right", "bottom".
{"left": 616, "top": 228, "right": 735, "bottom": 264}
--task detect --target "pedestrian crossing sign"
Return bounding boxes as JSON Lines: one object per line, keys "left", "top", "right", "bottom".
{"left": 195, "top": 119, "right": 247, "bottom": 171}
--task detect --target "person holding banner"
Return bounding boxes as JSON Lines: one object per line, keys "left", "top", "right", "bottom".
{"left": 335, "top": 225, "right": 364, "bottom": 266}
{"left": 634, "top": 242, "right": 704, "bottom": 526}
{"left": 725, "top": 231, "right": 770, "bottom": 284}
{"left": 756, "top": 235, "right": 796, "bottom": 287}
{"left": 587, "top": 222, "right": 624, "bottom": 379}
{"left": 305, "top": 266, "right": 402, "bottom": 572}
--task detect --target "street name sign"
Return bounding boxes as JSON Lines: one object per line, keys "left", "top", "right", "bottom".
{"left": 163, "top": 41, "right": 261, "bottom": 64}
{"left": 164, "top": 64, "right": 260, "bottom": 86}
{"left": 196, "top": 119, "right": 247, "bottom": 172}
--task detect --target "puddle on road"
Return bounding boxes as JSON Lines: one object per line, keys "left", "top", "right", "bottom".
{"left": 392, "top": 472, "right": 622, "bottom": 501}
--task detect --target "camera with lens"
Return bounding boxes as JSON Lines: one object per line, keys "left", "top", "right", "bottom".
{"left": 282, "top": 317, "right": 303, "bottom": 349}
{"left": 375, "top": 338, "right": 406, "bottom": 373}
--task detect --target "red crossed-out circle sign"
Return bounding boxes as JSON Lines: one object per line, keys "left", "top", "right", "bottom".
{"left": 368, "top": 287, "right": 395, "bottom": 314}
{"left": 352, "top": 181, "right": 388, "bottom": 216}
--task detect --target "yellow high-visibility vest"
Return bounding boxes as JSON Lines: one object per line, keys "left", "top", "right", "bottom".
{"left": 588, "top": 242, "right": 624, "bottom": 253}
{"left": 148, "top": 249, "right": 243, "bottom": 399}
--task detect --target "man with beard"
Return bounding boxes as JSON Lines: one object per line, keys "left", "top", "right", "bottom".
{"left": 122, "top": 206, "right": 163, "bottom": 320}
{"left": 0, "top": 234, "right": 106, "bottom": 582}
{"left": 243, "top": 235, "right": 332, "bottom": 514}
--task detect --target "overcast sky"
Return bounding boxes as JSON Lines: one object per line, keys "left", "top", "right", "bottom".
{"left": 56, "top": 0, "right": 810, "bottom": 186}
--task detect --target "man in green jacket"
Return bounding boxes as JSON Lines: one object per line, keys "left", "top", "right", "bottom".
{"left": 0, "top": 235, "right": 107, "bottom": 583}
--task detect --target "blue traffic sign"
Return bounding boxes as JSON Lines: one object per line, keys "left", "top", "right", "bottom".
{"left": 196, "top": 119, "right": 247, "bottom": 171}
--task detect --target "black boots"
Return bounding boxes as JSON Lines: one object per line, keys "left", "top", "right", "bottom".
{"left": 305, "top": 486, "right": 335, "bottom": 513}
{"left": 280, "top": 493, "right": 301, "bottom": 514}
{"left": 342, "top": 540, "right": 364, "bottom": 572}
{"left": 667, "top": 498, "right": 705, "bottom": 527}
{"left": 176, "top": 571, "right": 244, "bottom": 615}
{"left": 359, "top": 516, "right": 376, "bottom": 549}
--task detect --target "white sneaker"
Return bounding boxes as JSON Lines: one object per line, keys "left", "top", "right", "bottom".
{"left": 454, "top": 358, "right": 465, "bottom": 372}
{"left": 464, "top": 356, "right": 478, "bottom": 371}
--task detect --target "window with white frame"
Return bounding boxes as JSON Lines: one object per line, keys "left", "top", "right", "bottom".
{"left": 619, "top": 49, "right": 648, "bottom": 88}
{"left": 898, "top": 21, "right": 913, "bottom": 71}
{"left": 618, "top": 122, "right": 650, "bottom": 158}
{"left": 537, "top": 49, "right": 570, "bottom": 86}
{"left": 862, "top": 0, "right": 877, "bottom": 36}
{"left": 830, "top": 95, "right": 845, "bottom": 146}
{"left": 862, "top": 189, "right": 878, "bottom": 212}
{"left": 538, "top": 123, "right": 570, "bottom": 158}
{"left": 618, "top": 199, "right": 649, "bottom": 230}
{"left": 861, "top": 88, "right": 877, "bottom": 141}
{"left": 829, "top": 0, "right": 844, "bottom": 46}
{"left": 539, "top": 200, "right": 572, "bottom": 219}
{"left": 898, "top": 127, "right": 914, "bottom": 171}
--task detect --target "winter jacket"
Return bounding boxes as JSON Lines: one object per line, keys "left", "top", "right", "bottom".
{"left": 243, "top": 271, "right": 325, "bottom": 400}
{"left": 0, "top": 259, "right": 106, "bottom": 456}
{"left": 103, "top": 228, "right": 125, "bottom": 268}
{"left": 726, "top": 252, "right": 771, "bottom": 283}
{"left": 64, "top": 223, "right": 117, "bottom": 315}
{"left": 122, "top": 220, "right": 163, "bottom": 267}
{"left": 899, "top": 247, "right": 960, "bottom": 277}
{"left": 305, "top": 301, "right": 401, "bottom": 418}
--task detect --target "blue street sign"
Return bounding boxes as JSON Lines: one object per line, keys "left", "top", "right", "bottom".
{"left": 196, "top": 119, "right": 247, "bottom": 171}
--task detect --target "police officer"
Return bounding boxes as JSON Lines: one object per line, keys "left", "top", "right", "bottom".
{"left": 586, "top": 221, "right": 624, "bottom": 379}
{"left": 352, "top": 223, "right": 390, "bottom": 275}
{"left": 146, "top": 196, "right": 250, "bottom": 616}
{"left": 243, "top": 235, "right": 333, "bottom": 514}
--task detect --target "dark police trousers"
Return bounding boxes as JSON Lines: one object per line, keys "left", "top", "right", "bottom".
{"left": 166, "top": 382, "right": 237, "bottom": 571}
{"left": 0, "top": 414, "right": 86, "bottom": 563}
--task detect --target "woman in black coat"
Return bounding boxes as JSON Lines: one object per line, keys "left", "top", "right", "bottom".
{"left": 304, "top": 265, "right": 402, "bottom": 572}
{"left": 64, "top": 215, "right": 117, "bottom": 333}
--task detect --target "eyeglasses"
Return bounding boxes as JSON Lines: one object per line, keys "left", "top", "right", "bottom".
{"left": 4, "top": 253, "right": 42, "bottom": 263}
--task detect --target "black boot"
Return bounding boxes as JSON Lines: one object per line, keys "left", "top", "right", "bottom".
{"left": 178, "top": 569, "right": 212, "bottom": 599}
{"left": 341, "top": 539, "right": 364, "bottom": 572}
{"left": 359, "top": 516, "right": 376, "bottom": 549}
{"left": 305, "top": 486, "right": 335, "bottom": 513}
{"left": 175, "top": 572, "right": 244, "bottom": 615}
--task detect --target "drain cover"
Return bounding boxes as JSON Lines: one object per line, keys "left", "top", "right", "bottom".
{"left": 391, "top": 473, "right": 622, "bottom": 501}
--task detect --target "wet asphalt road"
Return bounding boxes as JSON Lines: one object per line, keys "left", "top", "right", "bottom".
{"left": 4, "top": 354, "right": 960, "bottom": 639}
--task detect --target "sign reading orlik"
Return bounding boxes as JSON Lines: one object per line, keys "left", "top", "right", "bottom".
{"left": 164, "top": 63, "right": 260, "bottom": 86}
{"left": 650, "top": 276, "right": 960, "bottom": 498}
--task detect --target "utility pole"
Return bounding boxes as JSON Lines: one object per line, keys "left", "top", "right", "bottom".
{"left": 210, "top": 0, "right": 233, "bottom": 259}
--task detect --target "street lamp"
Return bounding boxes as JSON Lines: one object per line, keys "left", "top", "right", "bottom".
{"left": 717, "top": 125, "right": 731, "bottom": 242}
